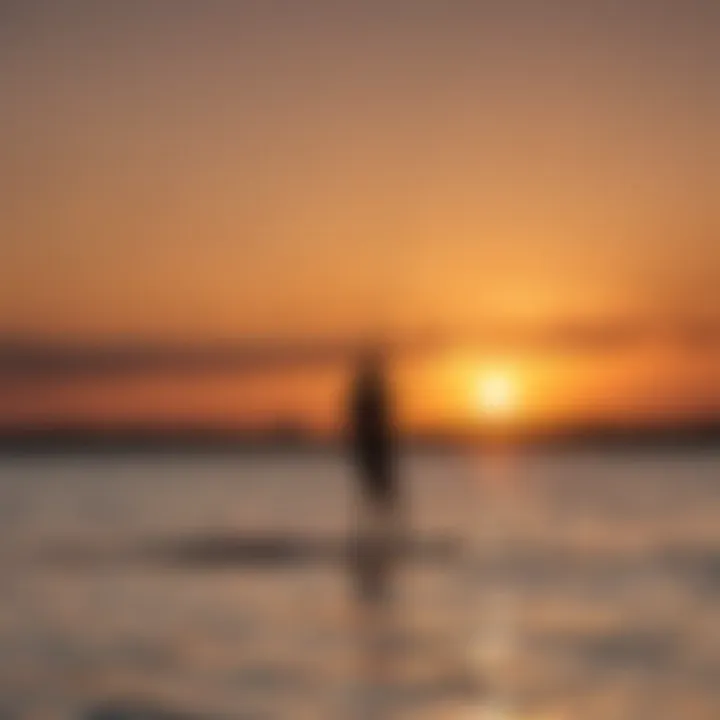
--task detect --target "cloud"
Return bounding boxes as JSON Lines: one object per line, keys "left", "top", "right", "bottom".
{"left": 0, "top": 319, "right": 717, "bottom": 381}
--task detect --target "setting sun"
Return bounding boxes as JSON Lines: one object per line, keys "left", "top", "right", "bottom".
{"left": 475, "top": 371, "right": 518, "bottom": 418}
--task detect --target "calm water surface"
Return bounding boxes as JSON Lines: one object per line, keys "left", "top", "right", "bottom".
{"left": 0, "top": 450, "right": 718, "bottom": 719}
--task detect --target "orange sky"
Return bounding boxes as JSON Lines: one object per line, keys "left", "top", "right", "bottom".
{"left": 1, "top": 1, "right": 719, "bottom": 430}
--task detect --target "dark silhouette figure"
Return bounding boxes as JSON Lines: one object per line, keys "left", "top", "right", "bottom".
{"left": 348, "top": 349, "right": 400, "bottom": 601}
{"left": 348, "top": 349, "right": 397, "bottom": 511}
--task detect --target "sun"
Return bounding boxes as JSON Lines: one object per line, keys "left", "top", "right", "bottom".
{"left": 475, "top": 371, "right": 518, "bottom": 418}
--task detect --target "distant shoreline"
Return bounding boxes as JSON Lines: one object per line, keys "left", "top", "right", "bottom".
{"left": 0, "top": 422, "right": 717, "bottom": 456}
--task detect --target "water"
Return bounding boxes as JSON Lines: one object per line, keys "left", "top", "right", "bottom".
{"left": 0, "top": 449, "right": 718, "bottom": 719}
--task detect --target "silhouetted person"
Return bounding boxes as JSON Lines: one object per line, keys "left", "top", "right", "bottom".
{"left": 349, "top": 350, "right": 397, "bottom": 507}
{"left": 348, "top": 349, "right": 400, "bottom": 601}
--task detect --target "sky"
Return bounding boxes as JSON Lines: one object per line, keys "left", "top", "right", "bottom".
{"left": 1, "top": 0, "right": 719, "bottom": 431}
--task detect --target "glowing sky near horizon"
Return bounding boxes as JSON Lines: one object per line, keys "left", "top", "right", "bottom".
{"left": 1, "top": 1, "right": 719, "bottom": 427}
